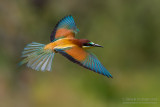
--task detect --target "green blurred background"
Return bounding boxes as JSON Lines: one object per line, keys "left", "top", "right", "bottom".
{"left": 0, "top": 0, "right": 160, "bottom": 107}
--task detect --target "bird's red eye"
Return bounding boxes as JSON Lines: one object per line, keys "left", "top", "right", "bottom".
{"left": 83, "top": 43, "right": 93, "bottom": 46}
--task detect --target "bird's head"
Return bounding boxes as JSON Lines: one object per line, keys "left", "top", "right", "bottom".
{"left": 80, "top": 39, "right": 103, "bottom": 49}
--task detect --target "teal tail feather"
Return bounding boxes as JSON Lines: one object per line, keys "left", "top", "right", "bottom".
{"left": 19, "top": 42, "right": 55, "bottom": 72}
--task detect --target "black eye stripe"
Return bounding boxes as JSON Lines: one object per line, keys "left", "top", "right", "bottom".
{"left": 83, "top": 43, "right": 88, "bottom": 46}
{"left": 83, "top": 43, "right": 93, "bottom": 46}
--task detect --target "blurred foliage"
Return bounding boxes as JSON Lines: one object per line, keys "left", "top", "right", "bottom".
{"left": 0, "top": 0, "right": 160, "bottom": 107}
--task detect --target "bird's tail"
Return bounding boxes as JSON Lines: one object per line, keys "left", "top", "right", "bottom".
{"left": 19, "top": 42, "right": 55, "bottom": 71}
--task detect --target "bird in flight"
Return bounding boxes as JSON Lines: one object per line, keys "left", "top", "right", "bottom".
{"left": 20, "top": 15, "right": 112, "bottom": 78}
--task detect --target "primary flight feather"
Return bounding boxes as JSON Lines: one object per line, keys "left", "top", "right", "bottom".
{"left": 20, "top": 15, "right": 112, "bottom": 78}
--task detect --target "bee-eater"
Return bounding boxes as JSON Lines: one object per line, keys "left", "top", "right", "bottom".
{"left": 20, "top": 15, "right": 112, "bottom": 78}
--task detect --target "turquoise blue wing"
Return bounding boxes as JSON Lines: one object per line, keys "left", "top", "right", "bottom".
{"left": 50, "top": 15, "right": 79, "bottom": 42}
{"left": 55, "top": 47, "right": 112, "bottom": 78}
{"left": 81, "top": 53, "right": 112, "bottom": 78}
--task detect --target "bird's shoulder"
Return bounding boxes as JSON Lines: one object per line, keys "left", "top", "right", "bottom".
{"left": 53, "top": 38, "right": 78, "bottom": 49}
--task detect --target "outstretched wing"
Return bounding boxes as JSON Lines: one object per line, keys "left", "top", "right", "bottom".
{"left": 50, "top": 15, "right": 79, "bottom": 42}
{"left": 54, "top": 46, "right": 112, "bottom": 78}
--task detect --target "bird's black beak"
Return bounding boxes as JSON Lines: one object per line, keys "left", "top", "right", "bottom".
{"left": 94, "top": 44, "right": 103, "bottom": 48}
